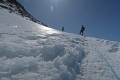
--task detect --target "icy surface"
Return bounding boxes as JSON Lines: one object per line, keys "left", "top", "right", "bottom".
{"left": 0, "top": 9, "right": 120, "bottom": 80}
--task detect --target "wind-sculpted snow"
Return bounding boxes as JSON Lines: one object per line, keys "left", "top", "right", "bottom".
{"left": 0, "top": 31, "right": 86, "bottom": 80}
{"left": 0, "top": 9, "right": 86, "bottom": 80}
{"left": 0, "top": 9, "right": 120, "bottom": 80}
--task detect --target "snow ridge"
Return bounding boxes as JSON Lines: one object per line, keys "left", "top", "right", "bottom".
{"left": 0, "top": 0, "right": 48, "bottom": 26}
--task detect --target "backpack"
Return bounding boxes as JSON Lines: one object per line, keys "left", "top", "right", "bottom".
{"left": 81, "top": 26, "right": 85, "bottom": 31}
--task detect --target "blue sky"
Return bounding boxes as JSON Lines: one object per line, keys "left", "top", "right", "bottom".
{"left": 17, "top": 0, "right": 120, "bottom": 42}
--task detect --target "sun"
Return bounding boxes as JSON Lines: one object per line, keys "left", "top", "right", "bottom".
{"left": 46, "top": 0, "right": 61, "bottom": 4}
{"left": 36, "top": 0, "right": 63, "bottom": 12}
{"left": 45, "top": 0, "right": 61, "bottom": 12}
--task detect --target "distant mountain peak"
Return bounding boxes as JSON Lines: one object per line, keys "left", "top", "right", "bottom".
{"left": 0, "top": 0, "right": 48, "bottom": 26}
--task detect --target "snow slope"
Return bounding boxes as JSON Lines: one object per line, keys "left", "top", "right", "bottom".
{"left": 0, "top": 9, "right": 120, "bottom": 80}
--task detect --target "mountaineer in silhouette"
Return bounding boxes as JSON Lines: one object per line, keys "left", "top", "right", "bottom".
{"left": 80, "top": 25, "right": 85, "bottom": 36}
{"left": 62, "top": 26, "right": 64, "bottom": 32}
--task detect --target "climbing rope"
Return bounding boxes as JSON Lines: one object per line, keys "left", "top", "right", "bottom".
{"left": 90, "top": 44, "right": 120, "bottom": 80}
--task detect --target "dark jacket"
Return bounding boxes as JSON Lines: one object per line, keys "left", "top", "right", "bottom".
{"left": 81, "top": 25, "right": 85, "bottom": 32}
{"left": 62, "top": 27, "right": 64, "bottom": 31}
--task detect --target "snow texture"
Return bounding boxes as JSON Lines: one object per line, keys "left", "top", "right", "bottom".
{"left": 0, "top": 9, "right": 120, "bottom": 80}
